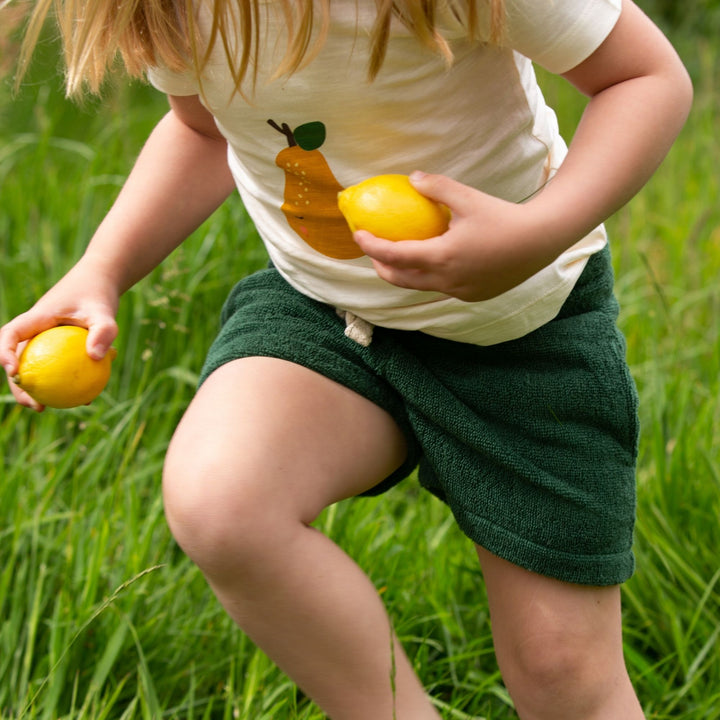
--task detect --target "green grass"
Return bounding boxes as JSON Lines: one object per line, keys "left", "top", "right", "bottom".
{"left": 1, "top": 34, "right": 719, "bottom": 720}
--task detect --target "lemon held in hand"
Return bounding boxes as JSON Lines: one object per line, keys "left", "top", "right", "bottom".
{"left": 13, "top": 326, "right": 116, "bottom": 408}
{"left": 338, "top": 174, "right": 451, "bottom": 241}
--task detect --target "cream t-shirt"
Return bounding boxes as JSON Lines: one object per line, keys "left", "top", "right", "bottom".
{"left": 149, "top": 0, "right": 622, "bottom": 345}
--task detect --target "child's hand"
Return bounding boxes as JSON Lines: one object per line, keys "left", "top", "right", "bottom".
{"left": 0, "top": 267, "right": 118, "bottom": 411}
{"left": 353, "top": 171, "right": 562, "bottom": 302}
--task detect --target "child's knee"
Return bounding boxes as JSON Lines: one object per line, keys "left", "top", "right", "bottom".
{"left": 496, "top": 622, "right": 624, "bottom": 717}
{"left": 162, "top": 439, "right": 280, "bottom": 575}
{"left": 504, "top": 629, "right": 589, "bottom": 690}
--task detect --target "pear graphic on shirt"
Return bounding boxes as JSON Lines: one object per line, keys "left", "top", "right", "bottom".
{"left": 269, "top": 120, "right": 362, "bottom": 259}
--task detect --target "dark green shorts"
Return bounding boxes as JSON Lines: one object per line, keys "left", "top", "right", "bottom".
{"left": 200, "top": 245, "right": 639, "bottom": 586}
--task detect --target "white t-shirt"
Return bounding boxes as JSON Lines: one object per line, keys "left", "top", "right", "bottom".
{"left": 149, "top": 0, "right": 622, "bottom": 345}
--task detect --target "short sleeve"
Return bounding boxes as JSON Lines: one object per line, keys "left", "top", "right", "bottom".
{"left": 146, "top": 65, "right": 200, "bottom": 96}
{"left": 505, "top": 0, "right": 622, "bottom": 74}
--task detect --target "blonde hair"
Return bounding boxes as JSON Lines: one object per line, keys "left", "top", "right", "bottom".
{"left": 15, "top": 0, "right": 506, "bottom": 97}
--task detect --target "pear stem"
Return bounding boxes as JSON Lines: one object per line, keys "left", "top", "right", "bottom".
{"left": 267, "top": 119, "right": 296, "bottom": 147}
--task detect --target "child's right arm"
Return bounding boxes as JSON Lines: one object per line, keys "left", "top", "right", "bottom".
{"left": 0, "top": 94, "right": 236, "bottom": 409}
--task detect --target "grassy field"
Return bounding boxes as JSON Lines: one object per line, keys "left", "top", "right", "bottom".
{"left": 1, "top": 30, "right": 719, "bottom": 720}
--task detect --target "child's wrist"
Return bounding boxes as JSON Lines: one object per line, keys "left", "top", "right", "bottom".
{"left": 521, "top": 190, "right": 598, "bottom": 259}
{"left": 70, "top": 253, "right": 125, "bottom": 299}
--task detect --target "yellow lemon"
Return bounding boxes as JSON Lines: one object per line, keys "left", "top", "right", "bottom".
{"left": 338, "top": 174, "right": 451, "bottom": 241}
{"left": 13, "top": 326, "right": 116, "bottom": 408}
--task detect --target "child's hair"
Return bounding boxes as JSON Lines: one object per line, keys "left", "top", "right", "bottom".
{"left": 16, "top": 0, "right": 505, "bottom": 97}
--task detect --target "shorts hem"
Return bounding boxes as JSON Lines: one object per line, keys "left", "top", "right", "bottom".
{"left": 452, "top": 504, "right": 635, "bottom": 586}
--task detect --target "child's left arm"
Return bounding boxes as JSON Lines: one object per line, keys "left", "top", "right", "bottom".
{"left": 355, "top": 0, "right": 693, "bottom": 301}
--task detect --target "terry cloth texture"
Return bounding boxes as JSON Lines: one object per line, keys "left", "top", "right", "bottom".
{"left": 200, "top": 244, "right": 639, "bottom": 587}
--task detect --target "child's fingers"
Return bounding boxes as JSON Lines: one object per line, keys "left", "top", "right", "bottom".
{"left": 0, "top": 314, "right": 49, "bottom": 375}
{"left": 370, "top": 261, "right": 437, "bottom": 292}
{"left": 7, "top": 375, "right": 45, "bottom": 412}
{"left": 0, "top": 308, "right": 117, "bottom": 375}
{"left": 1, "top": 334, "right": 44, "bottom": 411}
{"left": 354, "top": 231, "right": 444, "bottom": 291}
{"left": 354, "top": 230, "right": 441, "bottom": 270}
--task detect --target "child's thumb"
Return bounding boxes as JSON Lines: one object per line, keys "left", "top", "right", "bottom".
{"left": 408, "top": 170, "right": 461, "bottom": 206}
{"left": 86, "top": 318, "right": 118, "bottom": 360}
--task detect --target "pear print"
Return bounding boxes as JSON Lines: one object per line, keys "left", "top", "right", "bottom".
{"left": 269, "top": 120, "right": 362, "bottom": 259}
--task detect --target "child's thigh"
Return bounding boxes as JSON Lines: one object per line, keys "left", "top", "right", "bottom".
{"left": 163, "top": 356, "right": 408, "bottom": 524}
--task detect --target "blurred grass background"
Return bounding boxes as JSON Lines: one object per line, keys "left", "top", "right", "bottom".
{"left": 1, "top": 2, "right": 719, "bottom": 718}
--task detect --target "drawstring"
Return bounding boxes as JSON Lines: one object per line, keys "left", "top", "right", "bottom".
{"left": 336, "top": 309, "right": 374, "bottom": 347}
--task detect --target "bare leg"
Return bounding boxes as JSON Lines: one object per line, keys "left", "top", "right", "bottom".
{"left": 476, "top": 546, "right": 645, "bottom": 720}
{"left": 163, "top": 357, "right": 441, "bottom": 720}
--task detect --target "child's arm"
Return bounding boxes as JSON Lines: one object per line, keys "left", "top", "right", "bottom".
{"left": 80, "top": 94, "right": 236, "bottom": 297}
{"left": 0, "top": 94, "right": 235, "bottom": 408}
{"left": 354, "top": 0, "right": 692, "bottom": 302}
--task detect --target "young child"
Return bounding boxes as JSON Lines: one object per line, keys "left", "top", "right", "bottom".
{"left": 1, "top": 0, "right": 692, "bottom": 717}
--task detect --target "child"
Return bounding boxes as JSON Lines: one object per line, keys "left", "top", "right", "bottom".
{"left": 1, "top": 0, "right": 691, "bottom": 717}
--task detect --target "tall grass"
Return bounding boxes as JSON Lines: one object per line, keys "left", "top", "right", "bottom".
{"left": 1, "top": 32, "right": 719, "bottom": 720}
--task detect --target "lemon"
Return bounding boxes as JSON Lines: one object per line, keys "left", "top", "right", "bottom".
{"left": 338, "top": 174, "right": 451, "bottom": 241}
{"left": 13, "top": 326, "right": 116, "bottom": 408}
